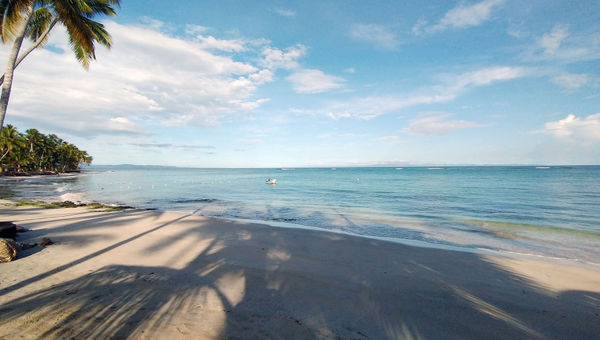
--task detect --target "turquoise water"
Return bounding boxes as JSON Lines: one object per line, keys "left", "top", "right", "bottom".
{"left": 2, "top": 166, "right": 599, "bottom": 264}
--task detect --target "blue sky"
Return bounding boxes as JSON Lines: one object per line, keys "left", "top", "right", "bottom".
{"left": 2, "top": 0, "right": 600, "bottom": 166}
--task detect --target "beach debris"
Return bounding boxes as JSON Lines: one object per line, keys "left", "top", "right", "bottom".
{"left": 16, "top": 200, "right": 83, "bottom": 209}
{"left": 40, "top": 237, "right": 54, "bottom": 247}
{"left": 16, "top": 200, "right": 134, "bottom": 212}
{"left": 59, "top": 201, "right": 78, "bottom": 208}
{"left": 0, "top": 238, "right": 21, "bottom": 262}
{"left": 0, "top": 222, "right": 17, "bottom": 239}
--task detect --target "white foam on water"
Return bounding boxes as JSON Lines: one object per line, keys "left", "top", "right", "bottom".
{"left": 58, "top": 192, "right": 89, "bottom": 203}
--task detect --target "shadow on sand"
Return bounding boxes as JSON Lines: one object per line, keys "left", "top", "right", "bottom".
{"left": 0, "top": 209, "right": 599, "bottom": 339}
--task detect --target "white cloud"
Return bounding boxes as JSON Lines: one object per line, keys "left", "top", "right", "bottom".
{"left": 1, "top": 20, "right": 288, "bottom": 135}
{"left": 185, "top": 24, "right": 210, "bottom": 35}
{"left": 412, "top": 19, "right": 428, "bottom": 35}
{"left": 544, "top": 113, "right": 600, "bottom": 139}
{"left": 344, "top": 67, "right": 355, "bottom": 74}
{"left": 303, "top": 66, "right": 526, "bottom": 120}
{"left": 415, "top": 0, "right": 504, "bottom": 35}
{"left": 403, "top": 113, "right": 483, "bottom": 135}
{"left": 249, "top": 69, "right": 274, "bottom": 85}
{"left": 444, "top": 66, "right": 527, "bottom": 92}
{"left": 274, "top": 8, "right": 296, "bottom": 17}
{"left": 526, "top": 25, "right": 600, "bottom": 63}
{"left": 195, "top": 35, "right": 247, "bottom": 52}
{"left": 539, "top": 25, "right": 569, "bottom": 55}
{"left": 287, "top": 69, "right": 345, "bottom": 94}
{"left": 140, "top": 16, "right": 166, "bottom": 30}
{"left": 440, "top": 0, "right": 503, "bottom": 29}
{"left": 106, "top": 117, "right": 148, "bottom": 135}
{"left": 319, "top": 94, "right": 454, "bottom": 120}
{"left": 552, "top": 73, "right": 589, "bottom": 89}
{"left": 261, "top": 44, "right": 307, "bottom": 69}
{"left": 348, "top": 24, "right": 398, "bottom": 49}
{"left": 506, "top": 27, "right": 524, "bottom": 39}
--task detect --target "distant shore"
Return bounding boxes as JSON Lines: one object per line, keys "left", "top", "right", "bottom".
{"left": 1, "top": 201, "right": 599, "bottom": 339}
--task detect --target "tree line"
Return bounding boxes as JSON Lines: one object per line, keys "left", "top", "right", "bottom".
{"left": 0, "top": 125, "right": 92, "bottom": 175}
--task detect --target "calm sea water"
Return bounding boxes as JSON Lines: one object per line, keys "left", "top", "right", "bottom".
{"left": 1, "top": 166, "right": 599, "bottom": 265}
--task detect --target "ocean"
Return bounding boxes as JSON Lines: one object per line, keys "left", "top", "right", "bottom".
{"left": 1, "top": 165, "right": 599, "bottom": 265}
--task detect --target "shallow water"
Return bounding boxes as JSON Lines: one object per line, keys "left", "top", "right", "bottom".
{"left": 1, "top": 165, "right": 599, "bottom": 265}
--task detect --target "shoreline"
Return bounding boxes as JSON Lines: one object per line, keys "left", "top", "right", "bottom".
{"left": 0, "top": 170, "right": 81, "bottom": 177}
{"left": 215, "top": 215, "right": 600, "bottom": 270}
{"left": 2, "top": 166, "right": 599, "bottom": 269}
{"left": 6, "top": 198, "right": 600, "bottom": 270}
{"left": 1, "top": 203, "right": 599, "bottom": 338}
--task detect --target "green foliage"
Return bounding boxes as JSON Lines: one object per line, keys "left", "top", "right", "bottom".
{"left": 0, "top": 125, "right": 92, "bottom": 174}
{"left": 0, "top": 0, "right": 120, "bottom": 69}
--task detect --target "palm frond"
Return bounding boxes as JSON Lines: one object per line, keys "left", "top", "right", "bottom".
{"left": 53, "top": 0, "right": 96, "bottom": 53}
{"left": 85, "top": 17, "right": 110, "bottom": 47}
{"left": 65, "top": 16, "right": 112, "bottom": 68}
{"left": 53, "top": 0, "right": 117, "bottom": 68}
{"left": 0, "top": 0, "right": 35, "bottom": 42}
{"left": 26, "top": 6, "right": 54, "bottom": 44}
{"left": 69, "top": 34, "right": 91, "bottom": 69}
{"left": 81, "top": 0, "right": 120, "bottom": 18}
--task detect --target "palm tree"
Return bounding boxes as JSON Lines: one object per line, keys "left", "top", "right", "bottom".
{"left": 0, "top": 124, "right": 25, "bottom": 172}
{"left": 0, "top": 0, "right": 120, "bottom": 130}
{"left": 25, "top": 128, "right": 43, "bottom": 170}
{"left": 1, "top": 125, "right": 91, "bottom": 174}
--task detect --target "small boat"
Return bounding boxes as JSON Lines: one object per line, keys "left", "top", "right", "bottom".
{"left": 266, "top": 178, "right": 277, "bottom": 184}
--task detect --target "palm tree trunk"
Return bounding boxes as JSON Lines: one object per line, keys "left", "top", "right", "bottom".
{"left": 0, "top": 3, "right": 35, "bottom": 131}
{"left": 0, "top": 18, "right": 58, "bottom": 86}
{"left": 0, "top": 149, "right": 9, "bottom": 162}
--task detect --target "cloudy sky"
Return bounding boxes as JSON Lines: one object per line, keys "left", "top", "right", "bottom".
{"left": 2, "top": 0, "right": 599, "bottom": 166}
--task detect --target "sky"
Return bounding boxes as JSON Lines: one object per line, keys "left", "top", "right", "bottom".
{"left": 1, "top": 0, "right": 600, "bottom": 167}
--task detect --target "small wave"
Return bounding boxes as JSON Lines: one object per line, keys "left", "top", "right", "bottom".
{"left": 498, "top": 250, "right": 571, "bottom": 262}
{"left": 460, "top": 219, "right": 600, "bottom": 239}
{"left": 427, "top": 167, "right": 444, "bottom": 170}
{"left": 58, "top": 192, "right": 88, "bottom": 203}
{"left": 54, "top": 185, "right": 70, "bottom": 193}
{"left": 535, "top": 166, "right": 551, "bottom": 169}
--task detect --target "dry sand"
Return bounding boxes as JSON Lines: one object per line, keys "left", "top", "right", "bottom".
{"left": 0, "top": 204, "right": 599, "bottom": 339}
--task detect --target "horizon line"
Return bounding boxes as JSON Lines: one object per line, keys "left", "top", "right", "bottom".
{"left": 88, "top": 163, "right": 600, "bottom": 169}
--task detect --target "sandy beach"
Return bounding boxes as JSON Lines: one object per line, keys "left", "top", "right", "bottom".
{"left": 0, "top": 203, "right": 599, "bottom": 339}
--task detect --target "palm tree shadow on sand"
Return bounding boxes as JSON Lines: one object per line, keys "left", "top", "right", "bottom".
{"left": 0, "top": 211, "right": 599, "bottom": 339}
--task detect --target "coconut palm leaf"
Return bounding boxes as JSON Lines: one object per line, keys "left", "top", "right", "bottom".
{"left": 0, "top": 0, "right": 34, "bottom": 42}
{"left": 51, "top": 0, "right": 118, "bottom": 68}
{"left": 26, "top": 6, "right": 54, "bottom": 44}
